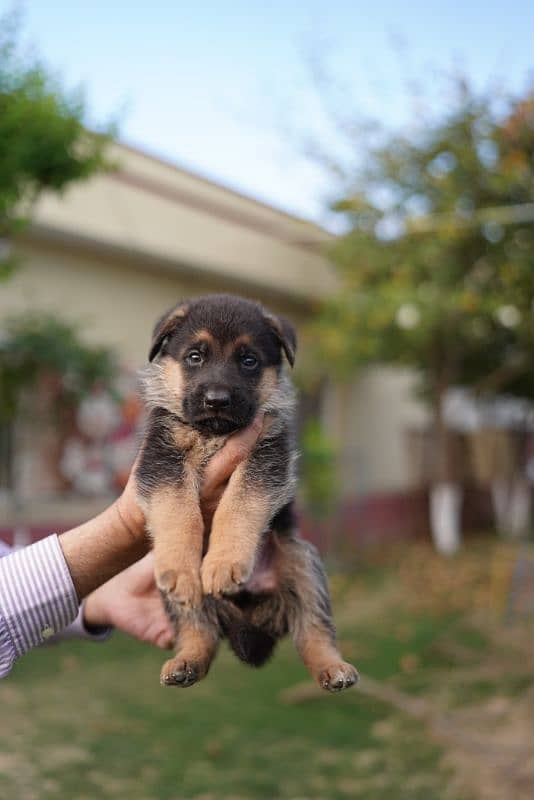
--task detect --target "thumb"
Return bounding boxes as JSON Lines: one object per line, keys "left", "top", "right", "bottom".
{"left": 201, "top": 411, "right": 264, "bottom": 499}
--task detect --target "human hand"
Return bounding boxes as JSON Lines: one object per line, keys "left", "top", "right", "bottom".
{"left": 81, "top": 416, "right": 265, "bottom": 642}
{"left": 199, "top": 411, "right": 265, "bottom": 527}
{"left": 61, "top": 412, "right": 266, "bottom": 601}
{"left": 83, "top": 552, "right": 174, "bottom": 649}
{"left": 114, "top": 411, "right": 265, "bottom": 538}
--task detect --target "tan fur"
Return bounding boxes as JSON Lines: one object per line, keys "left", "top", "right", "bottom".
{"left": 157, "top": 304, "right": 189, "bottom": 335}
{"left": 190, "top": 329, "right": 218, "bottom": 350}
{"left": 296, "top": 632, "right": 348, "bottom": 683}
{"left": 160, "top": 610, "right": 219, "bottom": 685}
{"left": 140, "top": 360, "right": 184, "bottom": 415}
{"left": 172, "top": 421, "right": 227, "bottom": 471}
{"left": 257, "top": 366, "right": 278, "bottom": 406}
{"left": 148, "top": 304, "right": 190, "bottom": 360}
{"left": 162, "top": 359, "right": 185, "bottom": 404}
{"left": 276, "top": 537, "right": 357, "bottom": 689}
{"left": 201, "top": 462, "right": 273, "bottom": 596}
{"left": 224, "top": 334, "right": 252, "bottom": 356}
{"left": 148, "top": 480, "right": 203, "bottom": 608}
{"left": 259, "top": 367, "right": 297, "bottom": 431}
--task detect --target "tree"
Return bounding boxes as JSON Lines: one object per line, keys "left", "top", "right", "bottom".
{"left": 313, "top": 78, "right": 534, "bottom": 551}
{"left": 0, "top": 313, "right": 118, "bottom": 497}
{"left": 0, "top": 313, "right": 118, "bottom": 424}
{"left": 0, "top": 13, "right": 112, "bottom": 279}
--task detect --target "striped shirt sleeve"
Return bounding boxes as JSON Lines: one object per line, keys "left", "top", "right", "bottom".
{"left": 0, "top": 535, "right": 79, "bottom": 678}
{"left": 47, "top": 603, "right": 113, "bottom": 643}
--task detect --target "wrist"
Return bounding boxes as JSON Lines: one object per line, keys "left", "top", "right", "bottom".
{"left": 114, "top": 492, "right": 146, "bottom": 545}
{"left": 83, "top": 592, "right": 109, "bottom": 628}
{"left": 59, "top": 503, "right": 148, "bottom": 600}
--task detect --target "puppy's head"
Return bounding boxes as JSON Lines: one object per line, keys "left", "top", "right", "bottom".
{"left": 145, "top": 294, "right": 296, "bottom": 435}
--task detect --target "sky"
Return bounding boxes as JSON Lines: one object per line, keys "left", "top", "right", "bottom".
{"left": 4, "top": 1, "right": 534, "bottom": 224}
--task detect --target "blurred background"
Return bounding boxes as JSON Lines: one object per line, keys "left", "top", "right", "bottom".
{"left": 1, "top": 2, "right": 534, "bottom": 799}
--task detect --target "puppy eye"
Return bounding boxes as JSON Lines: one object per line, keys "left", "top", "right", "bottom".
{"left": 186, "top": 350, "right": 203, "bottom": 366}
{"left": 241, "top": 353, "right": 258, "bottom": 370}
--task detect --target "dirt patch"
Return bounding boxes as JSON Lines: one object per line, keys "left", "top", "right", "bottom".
{"left": 442, "top": 689, "right": 534, "bottom": 800}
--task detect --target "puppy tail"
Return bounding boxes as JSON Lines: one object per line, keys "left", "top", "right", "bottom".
{"left": 216, "top": 600, "right": 277, "bottom": 667}
{"left": 227, "top": 624, "right": 277, "bottom": 667}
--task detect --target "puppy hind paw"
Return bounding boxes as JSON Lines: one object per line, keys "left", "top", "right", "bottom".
{"left": 161, "top": 659, "right": 198, "bottom": 688}
{"left": 160, "top": 656, "right": 208, "bottom": 688}
{"left": 318, "top": 662, "right": 359, "bottom": 693}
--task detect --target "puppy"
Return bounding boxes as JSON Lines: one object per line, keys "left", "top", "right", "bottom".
{"left": 136, "top": 294, "right": 358, "bottom": 692}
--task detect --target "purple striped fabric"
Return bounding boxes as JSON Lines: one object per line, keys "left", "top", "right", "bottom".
{"left": 0, "top": 535, "right": 79, "bottom": 678}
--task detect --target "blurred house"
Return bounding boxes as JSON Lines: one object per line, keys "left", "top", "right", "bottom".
{"left": 0, "top": 142, "right": 429, "bottom": 543}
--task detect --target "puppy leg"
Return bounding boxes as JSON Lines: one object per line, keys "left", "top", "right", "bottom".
{"left": 161, "top": 604, "right": 220, "bottom": 688}
{"left": 147, "top": 477, "right": 203, "bottom": 609}
{"left": 201, "top": 463, "right": 271, "bottom": 596}
{"left": 283, "top": 538, "right": 358, "bottom": 692}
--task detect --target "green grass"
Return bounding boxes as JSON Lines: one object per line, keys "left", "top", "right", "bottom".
{"left": 0, "top": 604, "right": 459, "bottom": 799}
{"left": 4, "top": 543, "right": 533, "bottom": 800}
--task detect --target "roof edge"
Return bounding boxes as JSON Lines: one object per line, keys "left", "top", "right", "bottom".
{"left": 23, "top": 223, "right": 318, "bottom": 310}
{"left": 116, "top": 138, "right": 334, "bottom": 239}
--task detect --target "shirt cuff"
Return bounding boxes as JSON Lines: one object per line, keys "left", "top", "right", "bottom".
{"left": 0, "top": 534, "right": 79, "bottom": 659}
{"left": 54, "top": 603, "right": 113, "bottom": 642}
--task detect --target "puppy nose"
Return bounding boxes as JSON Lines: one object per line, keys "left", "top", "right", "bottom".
{"left": 204, "top": 387, "right": 231, "bottom": 411}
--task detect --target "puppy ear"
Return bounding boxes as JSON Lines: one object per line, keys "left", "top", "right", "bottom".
{"left": 149, "top": 303, "right": 189, "bottom": 362}
{"left": 264, "top": 312, "right": 297, "bottom": 367}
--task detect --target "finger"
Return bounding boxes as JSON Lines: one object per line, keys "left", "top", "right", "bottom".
{"left": 201, "top": 411, "right": 265, "bottom": 499}
{"left": 201, "top": 411, "right": 264, "bottom": 498}
{"left": 148, "top": 619, "right": 175, "bottom": 649}
{"left": 123, "top": 551, "right": 156, "bottom": 592}
{"left": 156, "top": 630, "right": 175, "bottom": 650}
{"left": 129, "top": 551, "right": 155, "bottom": 572}
{"left": 139, "top": 609, "right": 174, "bottom": 647}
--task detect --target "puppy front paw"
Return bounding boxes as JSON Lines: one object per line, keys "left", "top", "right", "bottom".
{"left": 156, "top": 566, "right": 202, "bottom": 609}
{"left": 201, "top": 553, "right": 253, "bottom": 596}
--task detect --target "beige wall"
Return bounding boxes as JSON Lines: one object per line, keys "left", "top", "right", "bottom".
{"left": 30, "top": 143, "right": 336, "bottom": 303}
{"left": 0, "top": 142, "right": 429, "bottom": 498}
{"left": 322, "top": 367, "right": 431, "bottom": 495}
{"left": 0, "top": 241, "right": 308, "bottom": 370}
{"left": 0, "top": 244, "right": 429, "bottom": 496}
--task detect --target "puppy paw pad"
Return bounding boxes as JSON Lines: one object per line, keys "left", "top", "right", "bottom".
{"left": 160, "top": 659, "right": 200, "bottom": 688}
{"left": 319, "top": 662, "right": 359, "bottom": 693}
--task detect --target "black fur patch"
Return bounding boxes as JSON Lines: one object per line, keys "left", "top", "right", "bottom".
{"left": 136, "top": 407, "right": 186, "bottom": 498}
{"left": 216, "top": 596, "right": 278, "bottom": 667}
{"left": 160, "top": 294, "right": 292, "bottom": 369}
{"left": 271, "top": 502, "right": 297, "bottom": 533}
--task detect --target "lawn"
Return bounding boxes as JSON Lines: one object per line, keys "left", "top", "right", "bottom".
{"left": 1, "top": 541, "right": 533, "bottom": 800}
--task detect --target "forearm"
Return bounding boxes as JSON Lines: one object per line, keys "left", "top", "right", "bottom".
{"left": 0, "top": 535, "right": 79, "bottom": 678}
{"left": 59, "top": 501, "right": 148, "bottom": 600}
{"left": 0, "top": 414, "right": 264, "bottom": 678}
{"left": 0, "top": 500, "right": 147, "bottom": 678}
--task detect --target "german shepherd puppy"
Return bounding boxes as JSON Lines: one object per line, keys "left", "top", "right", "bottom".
{"left": 136, "top": 294, "right": 358, "bottom": 692}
